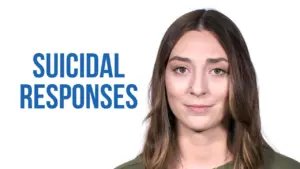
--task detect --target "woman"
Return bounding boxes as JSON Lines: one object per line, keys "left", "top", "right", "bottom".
{"left": 115, "top": 9, "right": 300, "bottom": 169}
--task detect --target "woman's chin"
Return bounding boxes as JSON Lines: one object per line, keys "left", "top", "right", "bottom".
{"left": 180, "top": 121, "right": 212, "bottom": 132}
{"left": 178, "top": 117, "right": 221, "bottom": 133}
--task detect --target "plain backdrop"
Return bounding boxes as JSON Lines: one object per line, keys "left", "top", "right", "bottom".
{"left": 0, "top": 1, "right": 299, "bottom": 169}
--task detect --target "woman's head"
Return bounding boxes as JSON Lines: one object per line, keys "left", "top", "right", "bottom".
{"left": 165, "top": 29, "right": 229, "bottom": 133}
{"left": 142, "top": 9, "right": 270, "bottom": 169}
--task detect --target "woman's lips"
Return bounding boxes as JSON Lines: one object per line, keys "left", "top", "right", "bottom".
{"left": 185, "top": 104, "right": 213, "bottom": 114}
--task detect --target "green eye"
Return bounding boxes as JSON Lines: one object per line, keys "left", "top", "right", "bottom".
{"left": 211, "top": 68, "right": 226, "bottom": 75}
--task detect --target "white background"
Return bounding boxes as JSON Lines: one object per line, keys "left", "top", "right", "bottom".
{"left": 0, "top": 1, "right": 299, "bottom": 169}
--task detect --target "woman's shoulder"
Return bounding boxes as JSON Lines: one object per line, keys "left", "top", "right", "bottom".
{"left": 114, "top": 155, "right": 144, "bottom": 169}
{"left": 263, "top": 147, "right": 300, "bottom": 169}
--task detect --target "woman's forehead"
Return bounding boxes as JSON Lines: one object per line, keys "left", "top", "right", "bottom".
{"left": 170, "top": 30, "right": 227, "bottom": 61}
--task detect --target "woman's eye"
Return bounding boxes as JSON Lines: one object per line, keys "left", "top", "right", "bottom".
{"left": 211, "top": 68, "right": 226, "bottom": 75}
{"left": 174, "top": 67, "right": 187, "bottom": 74}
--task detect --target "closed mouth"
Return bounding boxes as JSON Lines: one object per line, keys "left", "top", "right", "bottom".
{"left": 185, "top": 104, "right": 213, "bottom": 113}
{"left": 185, "top": 104, "right": 213, "bottom": 108}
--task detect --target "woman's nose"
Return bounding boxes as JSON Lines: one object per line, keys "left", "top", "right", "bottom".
{"left": 189, "top": 72, "right": 208, "bottom": 97}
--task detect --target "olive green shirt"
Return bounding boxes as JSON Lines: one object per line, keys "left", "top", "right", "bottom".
{"left": 114, "top": 149, "right": 300, "bottom": 169}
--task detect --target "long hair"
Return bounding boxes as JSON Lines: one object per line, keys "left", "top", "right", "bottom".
{"left": 141, "top": 9, "right": 272, "bottom": 169}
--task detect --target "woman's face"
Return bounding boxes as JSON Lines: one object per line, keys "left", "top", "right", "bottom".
{"left": 165, "top": 30, "right": 229, "bottom": 132}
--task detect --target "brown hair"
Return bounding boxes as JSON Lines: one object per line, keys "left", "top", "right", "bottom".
{"left": 141, "top": 9, "right": 272, "bottom": 169}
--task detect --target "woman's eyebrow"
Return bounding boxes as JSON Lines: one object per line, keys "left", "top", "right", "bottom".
{"left": 168, "top": 55, "right": 228, "bottom": 64}
{"left": 168, "top": 56, "right": 192, "bottom": 63}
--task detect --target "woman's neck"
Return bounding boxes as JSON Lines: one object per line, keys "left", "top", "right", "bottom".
{"left": 174, "top": 123, "right": 233, "bottom": 169}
